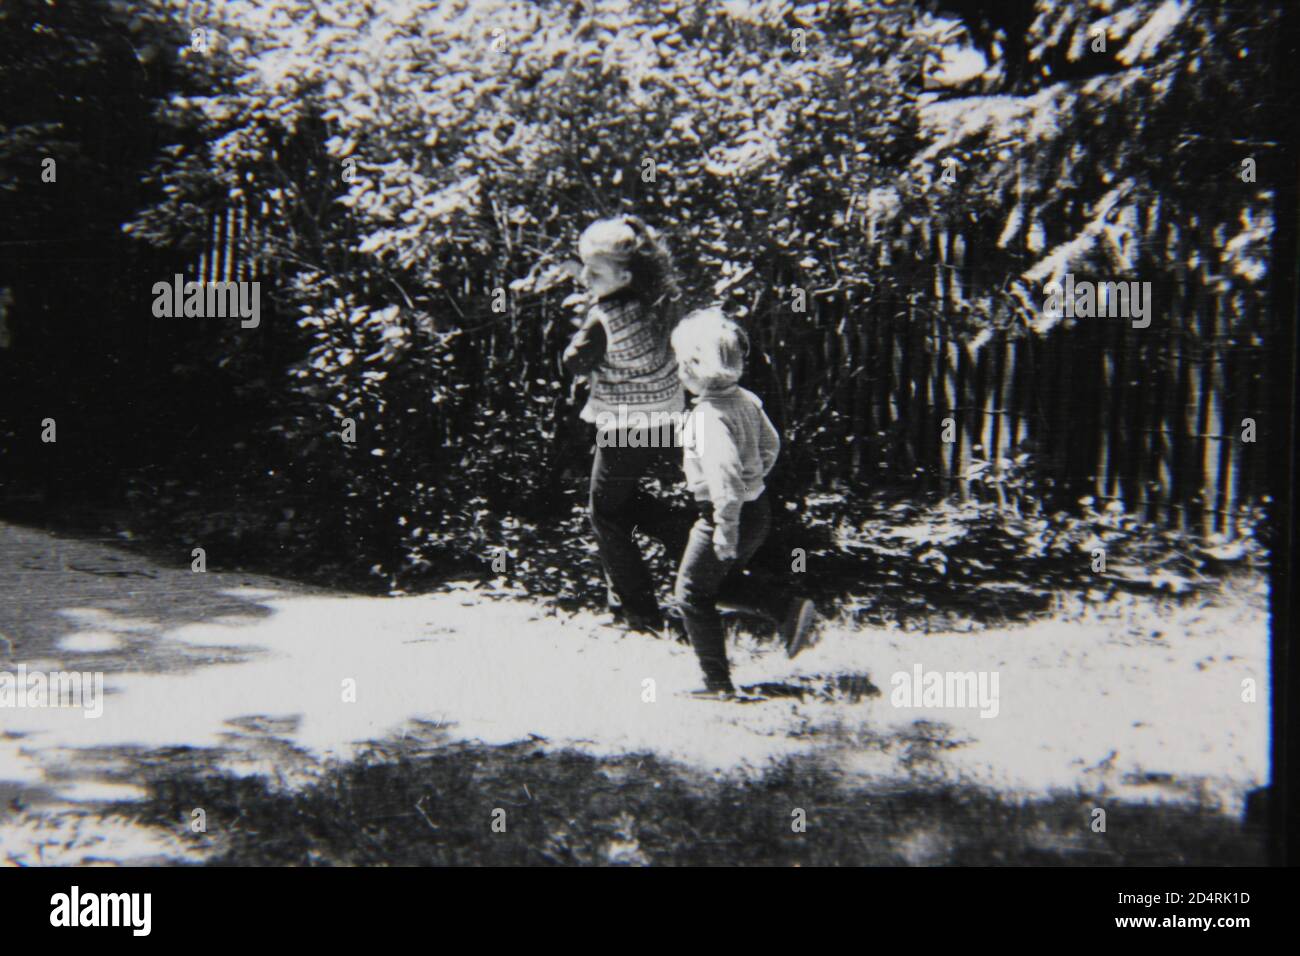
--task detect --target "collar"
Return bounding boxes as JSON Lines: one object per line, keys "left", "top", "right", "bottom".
{"left": 692, "top": 383, "right": 740, "bottom": 403}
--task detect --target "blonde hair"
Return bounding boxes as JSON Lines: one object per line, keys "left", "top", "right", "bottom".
{"left": 578, "top": 218, "right": 639, "bottom": 264}
{"left": 577, "top": 215, "right": 680, "bottom": 332}
{"left": 671, "top": 307, "right": 749, "bottom": 389}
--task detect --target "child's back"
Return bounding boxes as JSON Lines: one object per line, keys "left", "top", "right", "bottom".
{"left": 670, "top": 309, "right": 815, "bottom": 697}
{"left": 681, "top": 383, "right": 780, "bottom": 544}
{"left": 561, "top": 215, "right": 685, "bottom": 634}
{"left": 574, "top": 288, "right": 683, "bottom": 425}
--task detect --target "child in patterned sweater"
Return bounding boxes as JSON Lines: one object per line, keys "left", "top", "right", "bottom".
{"left": 561, "top": 216, "right": 685, "bottom": 634}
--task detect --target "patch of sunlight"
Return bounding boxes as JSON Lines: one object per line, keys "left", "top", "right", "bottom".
{"left": 0, "top": 811, "right": 200, "bottom": 866}
{"left": 54, "top": 780, "right": 148, "bottom": 803}
{"left": 57, "top": 631, "right": 125, "bottom": 652}
{"left": 1, "top": 588, "right": 1269, "bottom": 820}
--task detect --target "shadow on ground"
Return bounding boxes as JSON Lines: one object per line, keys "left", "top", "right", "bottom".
{"left": 83, "top": 741, "right": 1267, "bottom": 866}
{"left": 0, "top": 520, "right": 298, "bottom": 673}
{"left": 0, "top": 516, "right": 1271, "bottom": 867}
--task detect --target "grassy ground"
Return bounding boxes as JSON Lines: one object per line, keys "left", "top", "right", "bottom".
{"left": 107, "top": 743, "right": 1263, "bottom": 867}
{"left": 0, "top": 516, "right": 1271, "bottom": 866}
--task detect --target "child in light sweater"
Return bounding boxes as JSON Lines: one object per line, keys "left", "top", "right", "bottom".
{"left": 670, "top": 308, "right": 817, "bottom": 698}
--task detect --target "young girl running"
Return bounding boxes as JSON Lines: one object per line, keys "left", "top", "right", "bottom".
{"left": 562, "top": 215, "right": 684, "bottom": 634}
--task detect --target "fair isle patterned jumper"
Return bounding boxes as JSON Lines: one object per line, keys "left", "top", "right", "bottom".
{"left": 581, "top": 290, "right": 685, "bottom": 427}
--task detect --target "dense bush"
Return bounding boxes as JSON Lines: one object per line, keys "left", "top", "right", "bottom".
{"left": 1, "top": 0, "right": 1280, "bottom": 592}
{"left": 113, "top": 0, "right": 938, "bottom": 584}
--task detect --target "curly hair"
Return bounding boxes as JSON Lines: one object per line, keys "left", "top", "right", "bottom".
{"left": 578, "top": 215, "right": 682, "bottom": 334}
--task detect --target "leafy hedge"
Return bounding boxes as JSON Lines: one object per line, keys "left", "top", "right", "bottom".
{"left": 2, "top": 0, "right": 1279, "bottom": 591}
{"left": 112, "top": 0, "right": 937, "bottom": 584}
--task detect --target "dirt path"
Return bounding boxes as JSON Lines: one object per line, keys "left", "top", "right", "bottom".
{"left": 0, "top": 520, "right": 1270, "bottom": 864}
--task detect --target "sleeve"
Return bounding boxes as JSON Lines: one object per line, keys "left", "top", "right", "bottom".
{"left": 561, "top": 311, "right": 606, "bottom": 377}
{"left": 694, "top": 407, "right": 746, "bottom": 559}
{"left": 757, "top": 404, "right": 781, "bottom": 477}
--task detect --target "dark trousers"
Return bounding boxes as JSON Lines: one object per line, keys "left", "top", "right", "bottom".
{"left": 589, "top": 431, "right": 688, "bottom": 625}
{"left": 674, "top": 494, "right": 788, "bottom": 691}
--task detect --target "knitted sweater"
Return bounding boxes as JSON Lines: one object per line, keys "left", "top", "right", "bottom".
{"left": 563, "top": 289, "right": 684, "bottom": 427}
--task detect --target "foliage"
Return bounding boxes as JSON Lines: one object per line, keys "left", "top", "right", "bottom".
{"left": 115, "top": 0, "right": 941, "bottom": 582}
{"left": 906, "top": 0, "right": 1279, "bottom": 337}
{"left": 803, "top": 491, "right": 1267, "bottom": 631}
{"left": 1, "top": 0, "right": 1280, "bottom": 592}
{"left": 110, "top": 738, "right": 1263, "bottom": 865}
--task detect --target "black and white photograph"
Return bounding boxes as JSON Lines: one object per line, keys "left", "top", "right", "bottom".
{"left": 0, "top": 0, "right": 1295, "bottom": 905}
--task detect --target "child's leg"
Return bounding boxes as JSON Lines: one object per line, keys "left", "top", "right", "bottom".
{"left": 717, "top": 572, "right": 792, "bottom": 623}
{"left": 624, "top": 443, "right": 694, "bottom": 559}
{"left": 714, "top": 495, "right": 785, "bottom": 618}
{"left": 674, "top": 519, "right": 734, "bottom": 691}
{"left": 589, "top": 436, "right": 663, "bottom": 627}
{"left": 674, "top": 497, "right": 772, "bottom": 691}
{"left": 710, "top": 498, "right": 815, "bottom": 653}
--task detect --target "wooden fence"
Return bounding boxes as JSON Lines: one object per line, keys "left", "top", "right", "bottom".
{"left": 192, "top": 202, "right": 267, "bottom": 286}
{"left": 758, "top": 222, "right": 1267, "bottom": 539}
{"left": 193, "top": 203, "right": 1268, "bottom": 539}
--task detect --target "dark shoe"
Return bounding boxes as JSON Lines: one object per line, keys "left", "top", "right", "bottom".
{"left": 691, "top": 673, "right": 736, "bottom": 697}
{"left": 623, "top": 612, "right": 666, "bottom": 636}
{"left": 779, "top": 598, "right": 818, "bottom": 659}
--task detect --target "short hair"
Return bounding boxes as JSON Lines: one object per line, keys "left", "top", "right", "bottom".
{"left": 670, "top": 307, "right": 749, "bottom": 388}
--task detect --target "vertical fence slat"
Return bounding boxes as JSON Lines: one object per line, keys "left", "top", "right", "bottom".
{"left": 1158, "top": 217, "right": 1180, "bottom": 528}
{"left": 917, "top": 306, "right": 936, "bottom": 486}
{"left": 1127, "top": 322, "right": 1150, "bottom": 516}
{"left": 956, "top": 338, "right": 975, "bottom": 502}
{"left": 1221, "top": 323, "right": 1241, "bottom": 538}
{"left": 1187, "top": 267, "right": 1209, "bottom": 535}
{"left": 1096, "top": 321, "right": 1115, "bottom": 501}
{"left": 871, "top": 297, "right": 888, "bottom": 477}
{"left": 189, "top": 180, "right": 1264, "bottom": 536}
{"left": 1202, "top": 282, "right": 1225, "bottom": 537}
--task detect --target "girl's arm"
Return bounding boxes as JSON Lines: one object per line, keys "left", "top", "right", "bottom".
{"left": 561, "top": 311, "right": 606, "bottom": 376}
